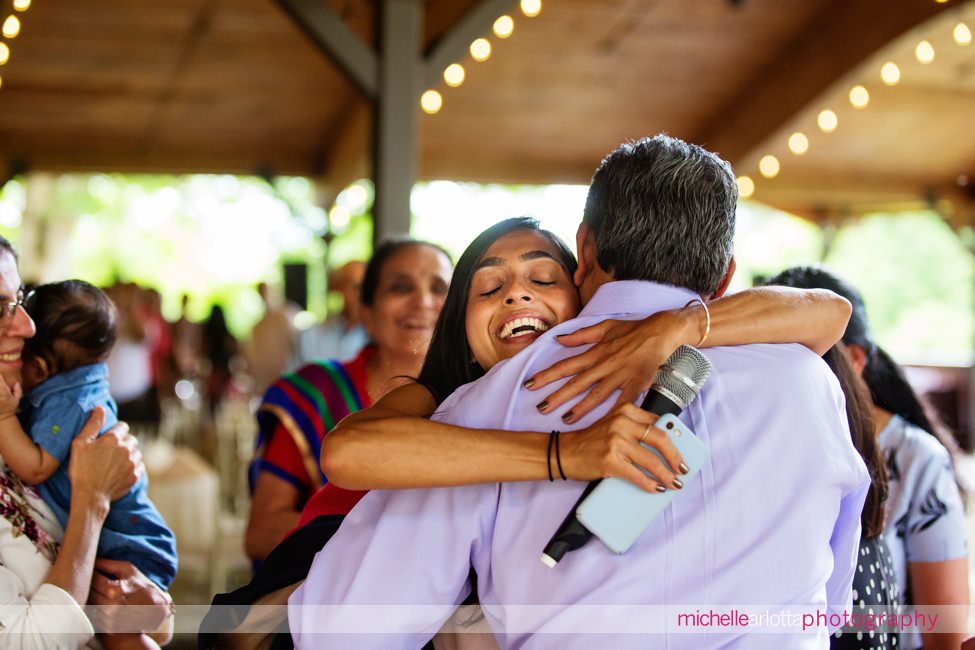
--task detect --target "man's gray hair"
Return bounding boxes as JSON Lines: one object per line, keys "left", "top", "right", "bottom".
{"left": 582, "top": 134, "right": 737, "bottom": 295}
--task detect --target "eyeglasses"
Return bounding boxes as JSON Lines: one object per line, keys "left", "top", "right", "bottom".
{"left": 0, "top": 288, "right": 25, "bottom": 324}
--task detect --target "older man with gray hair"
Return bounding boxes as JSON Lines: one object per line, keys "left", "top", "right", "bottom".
{"left": 291, "top": 135, "right": 869, "bottom": 649}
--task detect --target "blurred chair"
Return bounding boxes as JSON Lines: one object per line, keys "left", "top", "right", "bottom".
{"left": 144, "top": 392, "right": 256, "bottom": 594}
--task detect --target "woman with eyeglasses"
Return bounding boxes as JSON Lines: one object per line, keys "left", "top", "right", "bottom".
{"left": 0, "top": 237, "right": 173, "bottom": 649}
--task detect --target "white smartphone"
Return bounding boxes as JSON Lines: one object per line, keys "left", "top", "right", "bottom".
{"left": 574, "top": 413, "right": 710, "bottom": 554}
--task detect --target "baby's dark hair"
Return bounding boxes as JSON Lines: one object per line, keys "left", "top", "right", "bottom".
{"left": 24, "top": 280, "right": 118, "bottom": 373}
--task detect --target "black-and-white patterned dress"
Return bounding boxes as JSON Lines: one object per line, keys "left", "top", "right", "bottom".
{"left": 831, "top": 536, "right": 900, "bottom": 649}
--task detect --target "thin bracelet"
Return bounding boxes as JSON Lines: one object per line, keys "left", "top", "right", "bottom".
{"left": 547, "top": 430, "right": 556, "bottom": 481}
{"left": 683, "top": 298, "right": 711, "bottom": 347}
{"left": 554, "top": 430, "right": 567, "bottom": 480}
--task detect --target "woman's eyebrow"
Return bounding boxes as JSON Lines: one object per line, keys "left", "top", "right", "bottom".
{"left": 475, "top": 250, "right": 555, "bottom": 271}
{"left": 520, "top": 250, "right": 557, "bottom": 263}
{"left": 474, "top": 256, "right": 504, "bottom": 270}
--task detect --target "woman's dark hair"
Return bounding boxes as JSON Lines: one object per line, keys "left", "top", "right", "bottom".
{"left": 823, "top": 344, "right": 888, "bottom": 538}
{"left": 0, "top": 235, "right": 17, "bottom": 261}
{"left": 765, "top": 265, "right": 964, "bottom": 479}
{"left": 359, "top": 238, "right": 452, "bottom": 307}
{"left": 203, "top": 304, "right": 236, "bottom": 369}
{"left": 418, "top": 216, "right": 578, "bottom": 405}
{"left": 24, "top": 280, "right": 118, "bottom": 373}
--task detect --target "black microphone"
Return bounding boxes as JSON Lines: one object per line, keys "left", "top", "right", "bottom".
{"left": 540, "top": 345, "right": 712, "bottom": 567}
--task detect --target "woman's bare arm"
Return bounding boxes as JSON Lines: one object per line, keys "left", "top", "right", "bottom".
{"left": 244, "top": 474, "right": 302, "bottom": 561}
{"left": 910, "top": 557, "right": 969, "bottom": 650}
{"left": 705, "top": 286, "right": 850, "bottom": 355}
{"left": 45, "top": 411, "right": 139, "bottom": 604}
{"left": 525, "top": 286, "right": 851, "bottom": 421}
{"left": 323, "top": 384, "right": 686, "bottom": 493}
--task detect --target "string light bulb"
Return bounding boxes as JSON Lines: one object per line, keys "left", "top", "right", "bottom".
{"left": 759, "top": 155, "right": 780, "bottom": 179}
{"left": 0, "top": 75, "right": 3, "bottom": 90}
{"left": 737, "top": 176, "right": 755, "bottom": 199}
{"left": 493, "top": 15, "right": 514, "bottom": 38}
{"left": 470, "top": 38, "right": 491, "bottom": 62}
{"left": 0, "top": 43, "right": 9, "bottom": 65}
{"left": 817, "top": 109, "right": 838, "bottom": 133}
{"left": 520, "top": 0, "right": 541, "bottom": 17}
{"left": 12, "top": 0, "right": 30, "bottom": 10}
{"left": 444, "top": 64, "right": 465, "bottom": 87}
{"left": 954, "top": 22, "right": 972, "bottom": 45}
{"left": 880, "top": 62, "right": 901, "bottom": 85}
{"left": 849, "top": 85, "right": 869, "bottom": 109}
{"left": 421, "top": 89, "right": 443, "bottom": 114}
{"left": 788, "top": 132, "right": 809, "bottom": 156}
{"left": 2, "top": 15, "right": 21, "bottom": 39}
{"left": 915, "top": 40, "right": 935, "bottom": 64}
{"left": 328, "top": 206, "right": 351, "bottom": 229}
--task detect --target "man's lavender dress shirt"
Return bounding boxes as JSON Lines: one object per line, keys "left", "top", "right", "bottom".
{"left": 290, "top": 281, "right": 870, "bottom": 649}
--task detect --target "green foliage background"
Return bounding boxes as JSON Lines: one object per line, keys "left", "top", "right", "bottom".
{"left": 1, "top": 175, "right": 971, "bottom": 358}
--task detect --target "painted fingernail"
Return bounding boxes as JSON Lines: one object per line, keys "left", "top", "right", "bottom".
{"left": 536, "top": 400, "right": 549, "bottom": 413}
{"left": 672, "top": 478, "right": 684, "bottom": 489}
{"left": 523, "top": 378, "right": 536, "bottom": 389}
{"left": 655, "top": 484, "right": 668, "bottom": 493}
{"left": 561, "top": 411, "right": 574, "bottom": 423}
{"left": 679, "top": 462, "right": 690, "bottom": 475}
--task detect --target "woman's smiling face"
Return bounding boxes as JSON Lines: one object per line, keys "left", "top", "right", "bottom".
{"left": 465, "top": 229, "right": 581, "bottom": 371}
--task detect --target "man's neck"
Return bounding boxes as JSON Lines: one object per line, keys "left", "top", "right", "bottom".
{"left": 578, "top": 269, "right": 615, "bottom": 306}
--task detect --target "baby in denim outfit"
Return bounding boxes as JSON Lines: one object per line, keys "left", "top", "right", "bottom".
{"left": 0, "top": 280, "right": 176, "bottom": 589}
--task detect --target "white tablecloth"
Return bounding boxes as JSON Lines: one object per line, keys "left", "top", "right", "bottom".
{"left": 145, "top": 441, "right": 219, "bottom": 555}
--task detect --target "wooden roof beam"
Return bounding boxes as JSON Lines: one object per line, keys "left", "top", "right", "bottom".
{"left": 693, "top": 0, "right": 952, "bottom": 168}
{"left": 275, "top": 0, "right": 378, "bottom": 99}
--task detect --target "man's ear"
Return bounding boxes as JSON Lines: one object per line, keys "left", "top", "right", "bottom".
{"left": 709, "top": 256, "right": 737, "bottom": 300}
{"left": 845, "top": 344, "right": 868, "bottom": 376}
{"left": 574, "top": 223, "right": 594, "bottom": 288}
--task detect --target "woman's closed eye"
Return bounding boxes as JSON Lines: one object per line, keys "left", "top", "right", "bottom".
{"left": 479, "top": 285, "right": 502, "bottom": 297}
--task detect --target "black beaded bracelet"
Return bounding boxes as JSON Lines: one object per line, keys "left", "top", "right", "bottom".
{"left": 554, "top": 430, "right": 567, "bottom": 480}
{"left": 547, "top": 429, "right": 556, "bottom": 481}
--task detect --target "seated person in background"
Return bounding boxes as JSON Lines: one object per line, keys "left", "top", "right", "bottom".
{"left": 0, "top": 280, "right": 177, "bottom": 591}
{"left": 245, "top": 241, "right": 454, "bottom": 563}
{"left": 768, "top": 265, "right": 969, "bottom": 650}
{"left": 294, "top": 261, "right": 369, "bottom": 365}
{"left": 290, "top": 136, "right": 870, "bottom": 648}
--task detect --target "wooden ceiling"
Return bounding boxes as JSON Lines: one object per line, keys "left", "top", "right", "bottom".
{"left": 0, "top": 0, "right": 971, "bottom": 223}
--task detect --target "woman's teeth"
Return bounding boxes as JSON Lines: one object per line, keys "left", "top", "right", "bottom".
{"left": 0, "top": 353, "right": 19, "bottom": 362}
{"left": 401, "top": 320, "right": 432, "bottom": 330}
{"left": 499, "top": 318, "right": 549, "bottom": 340}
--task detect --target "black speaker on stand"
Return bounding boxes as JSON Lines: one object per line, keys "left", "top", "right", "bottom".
{"left": 283, "top": 263, "right": 308, "bottom": 311}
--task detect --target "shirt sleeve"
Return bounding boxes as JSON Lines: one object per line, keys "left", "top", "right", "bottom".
{"left": 28, "top": 401, "right": 88, "bottom": 466}
{"left": 825, "top": 478, "right": 870, "bottom": 623}
{"left": 0, "top": 568, "right": 94, "bottom": 649}
{"left": 288, "top": 483, "right": 498, "bottom": 649}
{"left": 903, "top": 441, "right": 968, "bottom": 563}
